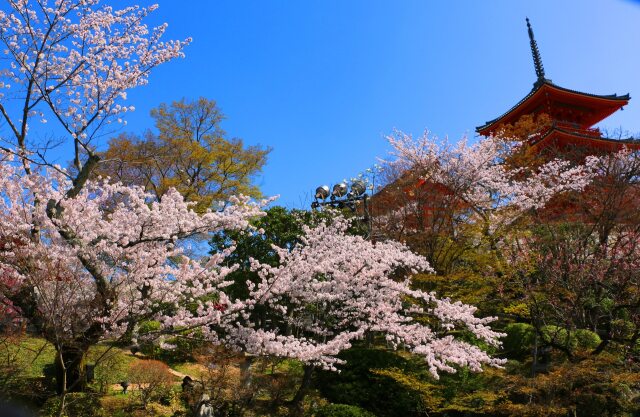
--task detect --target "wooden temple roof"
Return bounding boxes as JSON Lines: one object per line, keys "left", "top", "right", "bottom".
{"left": 476, "top": 80, "right": 629, "bottom": 136}
{"left": 476, "top": 18, "right": 631, "bottom": 140}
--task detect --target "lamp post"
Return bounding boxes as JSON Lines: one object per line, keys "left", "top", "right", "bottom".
{"left": 311, "top": 180, "right": 371, "bottom": 237}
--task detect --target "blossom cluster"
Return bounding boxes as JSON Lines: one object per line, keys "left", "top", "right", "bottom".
{"left": 0, "top": 154, "right": 264, "bottom": 343}
{"left": 0, "top": 0, "right": 190, "bottom": 141}
{"left": 384, "top": 131, "right": 601, "bottom": 217}
{"left": 223, "top": 216, "right": 505, "bottom": 376}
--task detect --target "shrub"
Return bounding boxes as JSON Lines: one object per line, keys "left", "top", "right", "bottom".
{"left": 128, "top": 359, "right": 174, "bottom": 408}
{"left": 542, "top": 326, "right": 602, "bottom": 352}
{"left": 93, "top": 351, "right": 130, "bottom": 393}
{"left": 574, "top": 329, "right": 601, "bottom": 351}
{"left": 502, "top": 323, "right": 535, "bottom": 359}
{"left": 137, "top": 321, "right": 163, "bottom": 358}
{"left": 311, "top": 403, "right": 377, "bottom": 417}
{"left": 502, "top": 324, "right": 602, "bottom": 359}
{"left": 138, "top": 321, "right": 162, "bottom": 335}
{"left": 137, "top": 322, "right": 205, "bottom": 363}
{"left": 315, "top": 347, "right": 420, "bottom": 417}
{"left": 541, "top": 325, "right": 571, "bottom": 349}
{"left": 169, "top": 330, "right": 206, "bottom": 362}
{"left": 41, "top": 392, "right": 101, "bottom": 417}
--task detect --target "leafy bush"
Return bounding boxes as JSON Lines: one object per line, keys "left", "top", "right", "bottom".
{"left": 167, "top": 329, "right": 206, "bottom": 363}
{"left": 503, "top": 324, "right": 602, "bottom": 359}
{"left": 502, "top": 323, "right": 535, "bottom": 359}
{"left": 573, "top": 329, "right": 601, "bottom": 350}
{"left": 128, "top": 359, "right": 174, "bottom": 408}
{"left": 41, "top": 392, "right": 101, "bottom": 417}
{"left": 137, "top": 321, "right": 163, "bottom": 358}
{"left": 92, "top": 351, "right": 130, "bottom": 393}
{"left": 315, "top": 347, "right": 420, "bottom": 417}
{"left": 542, "top": 326, "right": 602, "bottom": 352}
{"left": 311, "top": 403, "right": 377, "bottom": 417}
{"left": 138, "top": 321, "right": 162, "bottom": 335}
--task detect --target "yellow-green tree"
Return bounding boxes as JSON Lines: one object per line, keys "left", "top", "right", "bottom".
{"left": 99, "top": 97, "right": 270, "bottom": 212}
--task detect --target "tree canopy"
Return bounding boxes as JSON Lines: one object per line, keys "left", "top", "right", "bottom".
{"left": 99, "top": 97, "right": 270, "bottom": 211}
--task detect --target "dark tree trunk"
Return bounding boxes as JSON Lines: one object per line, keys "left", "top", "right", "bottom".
{"left": 289, "top": 364, "right": 314, "bottom": 416}
{"left": 55, "top": 345, "right": 88, "bottom": 394}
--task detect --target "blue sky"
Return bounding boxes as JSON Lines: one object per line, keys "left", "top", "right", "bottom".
{"left": 18, "top": 1, "right": 640, "bottom": 207}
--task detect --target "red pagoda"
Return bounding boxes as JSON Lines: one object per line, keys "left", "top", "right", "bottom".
{"left": 477, "top": 18, "right": 640, "bottom": 155}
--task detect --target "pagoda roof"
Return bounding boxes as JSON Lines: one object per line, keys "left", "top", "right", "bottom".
{"left": 529, "top": 124, "right": 640, "bottom": 154}
{"left": 476, "top": 79, "right": 630, "bottom": 135}
{"left": 477, "top": 19, "right": 630, "bottom": 136}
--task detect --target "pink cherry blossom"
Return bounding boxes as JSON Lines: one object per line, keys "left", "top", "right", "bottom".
{"left": 219, "top": 215, "right": 505, "bottom": 377}
{"left": 0, "top": 153, "right": 264, "bottom": 347}
{"left": 382, "top": 130, "right": 601, "bottom": 230}
{"left": 0, "top": 0, "right": 190, "bottom": 171}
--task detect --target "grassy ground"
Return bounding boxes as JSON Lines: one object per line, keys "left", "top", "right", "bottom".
{"left": 1, "top": 335, "right": 322, "bottom": 417}
{"left": 0, "top": 336, "right": 57, "bottom": 378}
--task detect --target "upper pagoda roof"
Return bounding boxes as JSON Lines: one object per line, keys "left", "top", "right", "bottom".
{"left": 476, "top": 18, "right": 630, "bottom": 136}
{"left": 476, "top": 80, "right": 630, "bottom": 135}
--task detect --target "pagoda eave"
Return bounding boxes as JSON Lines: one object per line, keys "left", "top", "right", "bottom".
{"left": 529, "top": 127, "right": 640, "bottom": 154}
{"left": 477, "top": 81, "right": 629, "bottom": 136}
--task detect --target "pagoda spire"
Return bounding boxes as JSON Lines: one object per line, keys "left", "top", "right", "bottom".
{"left": 526, "top": 18, "right": 546, "bottom": 83}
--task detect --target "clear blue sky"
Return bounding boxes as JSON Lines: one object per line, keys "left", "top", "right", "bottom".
{"left": 33, "top": 1, "right": 640, "bottom": 207}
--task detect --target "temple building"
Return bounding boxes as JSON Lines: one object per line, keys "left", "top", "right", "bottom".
{"left": 477, "top": 18, "right": 640, "bottom": 155}
{"left": 369, "top": 19, "right": 640, "bottom": 241}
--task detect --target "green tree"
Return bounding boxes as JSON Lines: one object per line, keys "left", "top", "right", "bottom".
{"left": 210, "top": 206, "right": 309, "bottom": 300}
{"left": 99, "top": 97, "right": 270, "bottom": 212}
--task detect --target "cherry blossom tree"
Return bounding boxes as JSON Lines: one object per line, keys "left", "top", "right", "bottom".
{"left": 373, "top": 131, "right": 602, "bottom": 273}
{"left": 0, "top": 153, "right": 265, "bottom": 393}
{"left": 383, "top": 130, "right": 600, "bottom": 219}
{"left": 0, "top": 0, "right": 191, "bottom": 175}
{"left": 0, "top": 0, "right": 197, "bottom": 395}
{"left": 0, "top": 154, "right": 507, "bottom": 399}
{"left": 0, "top": 2, "right": 513, "bottom": 406}
{"left": 209, "top": 215, "right": 505, "bottom": 407}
